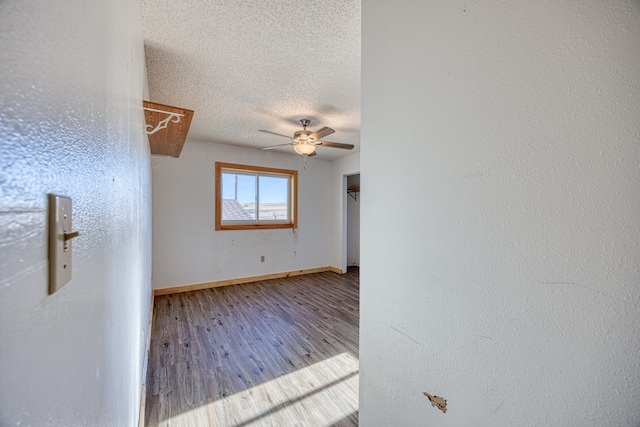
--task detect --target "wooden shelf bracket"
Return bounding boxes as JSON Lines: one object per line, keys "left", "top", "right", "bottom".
{"left": 143, "top": 100, "right": 194, "bottom": 158}
{"left": 143, "top": 107, "right": 185, "bottom": 135}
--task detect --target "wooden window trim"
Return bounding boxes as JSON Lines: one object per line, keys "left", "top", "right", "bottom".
{"left": 215, "top": 162, "right": 298, "bottom": 230}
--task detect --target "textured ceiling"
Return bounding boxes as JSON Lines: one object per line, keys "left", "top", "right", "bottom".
{"left": 140, "top": 0, "right": 361, "bottom": 160}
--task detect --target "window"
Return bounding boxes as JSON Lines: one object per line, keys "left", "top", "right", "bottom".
{"left": 215, "top": 162, "right": 298, "bottom": 230}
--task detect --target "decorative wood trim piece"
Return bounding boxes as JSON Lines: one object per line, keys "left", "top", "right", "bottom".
{"left": 143, "top": 100, "right": 194, "bottom": 158}
{"left": 138, "top": 384, "right": 147, "bottom": 427}
{"left": 328, "top": 266, "right": 344, "bottom": 274}
{"left": 153, "top": 266, "right": 342, "bottom": 296}
{"left": 138, "top": 292, "right": 154, "bottom": 427}
{"left": 217, "top": 162, "right": 298, "bottom": 176}
{"left": 144, "top": 291, "right": 154, "bottom": 364}
{"left": 215, "top": 223, "right": 296, "bottom": 231}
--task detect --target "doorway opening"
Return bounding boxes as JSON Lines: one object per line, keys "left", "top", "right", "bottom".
{"left": 346, "top": 173, "right": 360, "bottom": 269}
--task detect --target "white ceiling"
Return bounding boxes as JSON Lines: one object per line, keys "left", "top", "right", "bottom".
{"left": 140, "top": 0, "right": 361, "bottom": 160}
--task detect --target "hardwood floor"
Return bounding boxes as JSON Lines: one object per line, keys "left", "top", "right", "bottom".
{"left": 145, "top": 268, "right": 359, "bottom": 427}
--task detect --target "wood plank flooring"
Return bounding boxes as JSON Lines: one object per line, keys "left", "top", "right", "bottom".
{"left": 145, "top": 268, "right": 359, "bottom": 427}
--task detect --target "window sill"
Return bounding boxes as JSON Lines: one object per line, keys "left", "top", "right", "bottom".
{"left": 216, "top": 223, "right": 296, "bottom": 231}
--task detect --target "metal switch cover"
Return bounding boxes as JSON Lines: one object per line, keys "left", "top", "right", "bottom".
{"left": 48, "top": 194, "right": 78, "bottom": 294}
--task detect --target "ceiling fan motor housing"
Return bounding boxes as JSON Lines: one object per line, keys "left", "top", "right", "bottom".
{"left": 294, "top": 130, "right": 314, "bottom": 143}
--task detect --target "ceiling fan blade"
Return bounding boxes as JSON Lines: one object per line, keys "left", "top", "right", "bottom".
{"left": 259, "top": 129, "right": 294, "bottom": 140}
{"left": 315, "top": 141, "right": 355, "bottom": 150}
{"left": 262, "top": 143, "right": 295, "bottom": 150}
{"left": 308, "top": 127, "right": 335, "bottom": 141}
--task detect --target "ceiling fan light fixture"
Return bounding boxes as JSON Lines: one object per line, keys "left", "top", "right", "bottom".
{"left": 293, "top": 143, "right": 316, "bottom": 155}
{"left": 260, "top": 119, "right": 350, "bottom": 156}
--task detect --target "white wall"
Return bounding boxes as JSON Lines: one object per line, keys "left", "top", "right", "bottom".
{"left": 152, "top": 140, "right": 334, "bottom": 289}
{"left": 331, "top": 153, "right": 360, "bottom": 272}
{"left": 0, "top": 1, "right": 151, "bottom": 426}
{"left": 361, "top": 1, "right": 640, "bottom": 426}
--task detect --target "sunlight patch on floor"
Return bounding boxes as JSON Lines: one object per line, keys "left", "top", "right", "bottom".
{"left": 162, "top": 352, "right": 359, "bottom": 427}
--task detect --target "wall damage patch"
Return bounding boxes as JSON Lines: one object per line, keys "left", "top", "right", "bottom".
{"left": 423, "top": 392, "right": 447, "bottom": 413}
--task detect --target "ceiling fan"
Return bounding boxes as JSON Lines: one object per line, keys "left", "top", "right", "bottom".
{"left": 260, "top": 119, "right": 354, "bottom": 156}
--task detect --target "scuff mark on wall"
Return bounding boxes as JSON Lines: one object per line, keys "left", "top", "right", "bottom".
{"left": 512, "top": 243, "right": 617, "bottom": 300}
{"left": 292, "top": 228, "right": 298, "bottom": 259}
{"left": 473, "top": 335, "right": 495, "bottom": 342}
{"left": 384, "top": 323, "right": 422, "bottom": 346}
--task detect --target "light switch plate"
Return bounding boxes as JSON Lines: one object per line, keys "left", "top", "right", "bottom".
{"left": 48, "top": 194, "right": 74, "bottom": 294}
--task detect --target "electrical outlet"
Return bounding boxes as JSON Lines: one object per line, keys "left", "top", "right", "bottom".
{"left": 260, "top": 255, "right": 265, "bottom": 262}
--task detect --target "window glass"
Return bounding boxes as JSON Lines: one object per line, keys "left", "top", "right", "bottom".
{"left": 258, "top": 175, "right": 289, "bottom": 221}
{"left": 222, "top": 172, "right": 256, "bottom": 220}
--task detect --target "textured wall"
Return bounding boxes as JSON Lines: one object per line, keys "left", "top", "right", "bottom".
{"left": 361, "top": 0, "right": 640, "bottom": 425}
{"left": 0, "top": 0, "right": 151, "bottom": 426}
{"left": 152, "top": 140, "right": 334, "bottom": 289}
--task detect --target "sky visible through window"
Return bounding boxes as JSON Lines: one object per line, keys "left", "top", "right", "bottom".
{"left": 222, "top": 172, "right": 287, "bottom": 203}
